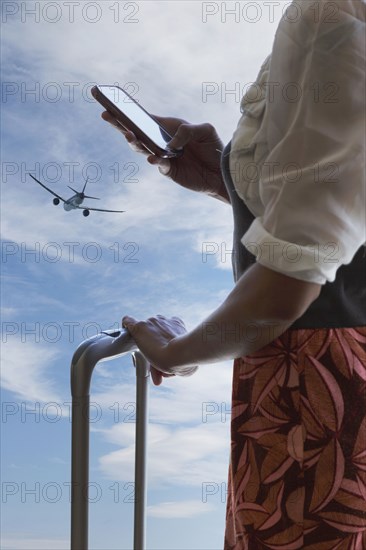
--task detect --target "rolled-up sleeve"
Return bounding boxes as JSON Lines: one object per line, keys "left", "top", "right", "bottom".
{"left": 241, "top": 0, "right": 366, "bottom": 284}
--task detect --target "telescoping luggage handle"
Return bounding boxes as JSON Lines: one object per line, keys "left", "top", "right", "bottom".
{"left": 70, "top": 328, "right": 150, "bottom": 550}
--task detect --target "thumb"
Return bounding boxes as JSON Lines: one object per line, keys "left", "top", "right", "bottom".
{"left": 167, "top": 122, "right": 214, "bottom": 150}
{"left": 122, "top": 315, "right": 138, "bottom": 333}
{"left": 166, "top": 124, "right": 194, "bottom": 150}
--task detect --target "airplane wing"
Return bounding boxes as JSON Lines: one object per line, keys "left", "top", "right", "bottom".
{"left": 77, "top": 205, "right": 125, "bottom": 213}
{"left": 29, "top": 174, "right": 66, "bottom": 202}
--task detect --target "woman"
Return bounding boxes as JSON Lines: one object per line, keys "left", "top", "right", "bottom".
{"left": 103, "top": 0, "right": 366, "bottom": 547}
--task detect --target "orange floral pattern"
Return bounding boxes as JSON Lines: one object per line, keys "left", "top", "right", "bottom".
{"left": 224, "top": 327, "right": 366, "bottom": 549}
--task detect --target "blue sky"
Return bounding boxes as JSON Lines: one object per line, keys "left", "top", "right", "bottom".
{"left": 1, "top": 1, "right": 282, "bottom": 548}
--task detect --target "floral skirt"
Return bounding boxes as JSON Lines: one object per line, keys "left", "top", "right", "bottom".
{"left": 224, "top": 326, "right": 366, "bottom": 550}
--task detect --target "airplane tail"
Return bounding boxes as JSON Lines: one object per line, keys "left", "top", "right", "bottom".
{"left": 68, "top": 177, "right": 100, "bottom": 200}
{"left": 83, "top": 194, "right": 100, "bottom": 200}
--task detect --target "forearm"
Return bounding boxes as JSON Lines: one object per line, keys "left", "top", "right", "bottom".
{"left": 165, "top": 263, "right": 320, "bottom": 369}
{"left": 166, "top": 309, "right": 291, "bottom": 368}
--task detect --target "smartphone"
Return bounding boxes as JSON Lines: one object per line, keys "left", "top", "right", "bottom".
{"left": 91, "top": 85, "right": 183, "bottom": 159}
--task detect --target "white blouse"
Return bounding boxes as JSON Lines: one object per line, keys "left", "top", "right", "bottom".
{"left": 229, "top": 0, "right": 365, "bottom": 284}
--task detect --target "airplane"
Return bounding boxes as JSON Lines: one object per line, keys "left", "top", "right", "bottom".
{"left": 28, "top": 174, "right": 125, "bottom": 217}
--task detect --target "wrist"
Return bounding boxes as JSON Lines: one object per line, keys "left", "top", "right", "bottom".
{"left": 164, "top": 336, "right": 199, "bottom": 376}
{"left": 207, "top": 180, "right": 230, "bottom": 204}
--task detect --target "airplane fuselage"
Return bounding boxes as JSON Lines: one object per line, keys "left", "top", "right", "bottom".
{"left": 63, "top": 194, "right": 84, "bottom": 211}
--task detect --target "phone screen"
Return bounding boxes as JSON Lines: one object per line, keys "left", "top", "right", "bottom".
{"left": 97, "top": 86, "right": 171, "bottom": 150}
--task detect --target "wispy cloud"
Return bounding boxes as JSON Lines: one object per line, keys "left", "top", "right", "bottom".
{"left": 147, "top": 499, "right": 215, "bottom": 519}
{"left": 1, "top": 339, "right": 61, "bottom": 403}
{"left": 99, "top": 419, "right": 230, "bottom": 487}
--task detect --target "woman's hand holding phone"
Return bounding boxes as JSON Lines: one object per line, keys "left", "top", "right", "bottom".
{"left": 102, "top": 111, "right": 230, "bottom": 203}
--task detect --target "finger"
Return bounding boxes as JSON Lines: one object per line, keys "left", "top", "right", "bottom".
{"left": 150, "top": 367, "right": 163, "bottom": 386}
{"left": 101, "top": 111, "right": 128, "bottom": 133}
{"left": 101, "top": 112, "right": 137, "bottom": 144}
{"left": 147, "top": 155, "right": 171, "bottom": 176}
{"left": 149, "top": 115, "right": 189, "bottom": 136}
{"left": 122, "top": 315, "right": 138, "bottom": 333}
{"left": 102, "top": 111, "right": 178, "bottom": 169}
{"left": 171, "top": 316, "right": 185, "bottom": 324}
{"left": 167, "top": 122, "right": 214, "bottom": 150}
{"left": 101, "top": 112, "right": 151, "bottom": 155}
{"left": 150, "top": 367, "right": 175, "bottom": 386}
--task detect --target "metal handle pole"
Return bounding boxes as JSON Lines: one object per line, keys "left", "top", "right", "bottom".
{"left": 70, "top": 329, "right": 149, "bottom": 550}
{"left": 133, "top": 351, "right": 150, "bottom": 549}
{"left": 71, "top": 395, "right": 90, "bottom": 549}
